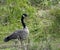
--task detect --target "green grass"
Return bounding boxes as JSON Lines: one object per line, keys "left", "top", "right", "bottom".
{"left": 0, "top": 0, "right": 60, "bottom": 50}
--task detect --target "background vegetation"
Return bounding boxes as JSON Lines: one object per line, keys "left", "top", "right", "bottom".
{"left": 0, "top": 0, "right": 60, "bottom": 50}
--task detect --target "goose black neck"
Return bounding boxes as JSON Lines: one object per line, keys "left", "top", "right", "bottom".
{"left": 21, "top": 16, "right": 26, "bottom": 28}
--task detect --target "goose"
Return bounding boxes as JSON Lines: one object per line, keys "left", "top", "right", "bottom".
{"left": 4, "top": 14, "right": 29, "bottom": 42}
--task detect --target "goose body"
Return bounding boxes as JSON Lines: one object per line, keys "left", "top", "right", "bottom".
{"left": 4, "top": 14, "right": 29, "bottom": 42}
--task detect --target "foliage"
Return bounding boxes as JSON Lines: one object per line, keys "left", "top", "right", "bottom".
{"left": 30, "top": 0, "right": 60, "bottom": 9}
{"left": 0, "top": 0, "right": 60, "bottom": 50}
{"left": 49, "top": 7, "right": 60, "bottom": 38}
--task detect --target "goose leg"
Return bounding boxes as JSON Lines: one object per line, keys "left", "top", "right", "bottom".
{"left": 20, "top": 40, "right": 27, "bottom": 50}
{"left": 26, "top": 38, "right": 30, "bottom": 50}
{"left": 13, "top": 40, "right": 18, "bottom": 50}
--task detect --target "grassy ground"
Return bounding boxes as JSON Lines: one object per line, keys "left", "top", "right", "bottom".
{"left": 0, "top": 0, "right": 60, "bottom": 50}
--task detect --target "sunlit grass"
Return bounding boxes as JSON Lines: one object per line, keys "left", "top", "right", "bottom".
{"left": 0, "top": 0, "right": 60, "bottom": 50}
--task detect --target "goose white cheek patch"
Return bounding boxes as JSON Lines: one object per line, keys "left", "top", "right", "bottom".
{"left": 23, "top": 15, "right": 25, "bottom": 17}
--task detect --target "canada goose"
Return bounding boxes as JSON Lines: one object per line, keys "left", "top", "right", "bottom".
{"left": 4, "top": 14, "right": 29, "bottom": 42}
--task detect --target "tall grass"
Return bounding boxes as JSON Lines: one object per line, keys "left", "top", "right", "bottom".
{"left": 0, "top": 0, "right": 60, "bottom": 50}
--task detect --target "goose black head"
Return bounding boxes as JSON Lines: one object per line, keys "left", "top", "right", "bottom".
{"left": 22, "top": 14, "right": 28, "bottom": 18}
